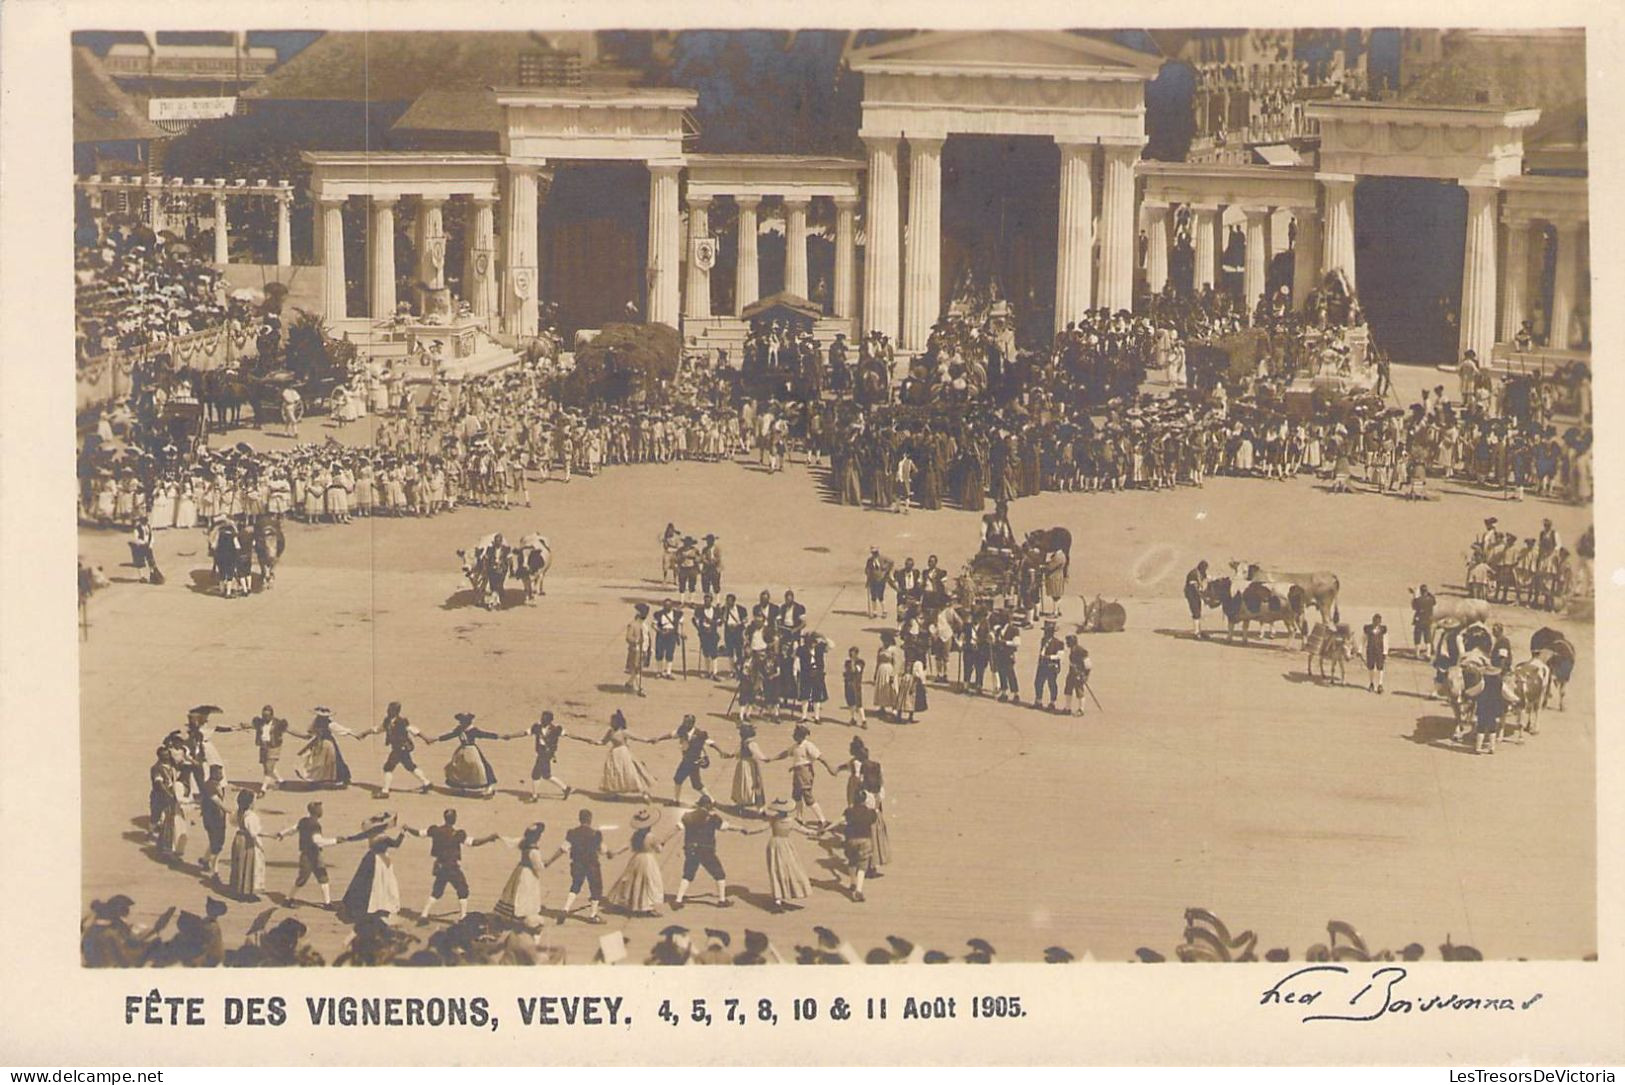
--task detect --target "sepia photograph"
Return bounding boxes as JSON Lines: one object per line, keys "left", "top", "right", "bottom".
{"left": 63, "top": 22, "right": 1598, "bottom": 979}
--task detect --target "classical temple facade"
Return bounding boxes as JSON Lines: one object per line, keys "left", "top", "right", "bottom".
{"left": 78, "top": 29, "right": 1591, "bottom": 370}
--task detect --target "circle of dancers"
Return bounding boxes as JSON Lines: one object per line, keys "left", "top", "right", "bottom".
{"left": 142, "top": 700, "right": 896, "bottom": 930}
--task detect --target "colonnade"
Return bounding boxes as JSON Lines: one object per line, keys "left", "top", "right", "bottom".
{"left": 681, "top": 193, "right": 859, "bottom": 320}
{"left": 315, "top": 191, "right": 499, "bottom": 325}
{"left": 76, "top": 175, "right": 295, "bottom": 266}
{"left": 1501, "top": 213, "right": 1591, "bottom": 350}
{"left": 862, "top": 135, "right": 1142, "bottom": 348}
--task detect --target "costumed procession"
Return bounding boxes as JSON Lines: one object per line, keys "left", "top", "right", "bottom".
{"left": 75, "top": 26, "right": 1595, "bottom": 967}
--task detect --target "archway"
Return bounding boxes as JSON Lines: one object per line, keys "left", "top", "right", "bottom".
{"left": 1354, "top": 177, "right": 1466, "bottom": 363}
{"left": 540, "top": 162, "right": 649, "bottom": 339}
{"left": 940, "top": 134, "right": 1060, "bottom": 347}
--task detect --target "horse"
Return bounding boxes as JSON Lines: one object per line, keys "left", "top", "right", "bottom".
{"left": 1530, "top": 627, "right": 1576, "bottom": 710}
{"left": 1203, "top": 577, "right": 1307, "bottom": 645}
{"left": 200, "top": 370, "right": 255, "bottom": 430}
{"left": 1229, "top": 560, "right": 1340, "bottom": 626}
{"left": 512, "top": 536, "right": 552, "bottom": 604}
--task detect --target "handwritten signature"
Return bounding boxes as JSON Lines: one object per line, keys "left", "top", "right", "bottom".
{"left": 1260, "top": 965, "right": 1544, "bottom": 1023}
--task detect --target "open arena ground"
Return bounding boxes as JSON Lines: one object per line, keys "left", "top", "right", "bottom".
{"left": 76, "top": 376, "right": 1596, "bottom": 965}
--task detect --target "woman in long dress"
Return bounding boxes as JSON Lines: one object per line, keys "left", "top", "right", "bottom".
{"left": 92, "top": 476, "right": 117, "bottom": 522}
{"left": 479, "top": 822, "right": 548, "bottom": 930}
{"left": 763, "top": 798, "right": 817, "bottom": 911}
{"left": 226, "top": 789, "right": 269, "bottom": 901}
{"left": 326, "top": 463, "right": 352, "bottom": 523}
{"left": 196, "top": 477, "right": 219, "bottom": 525}
{"left": 339, "top": 824, "right": 406, "bottom": 922}
{"left": 894, "top": 660, "right": 917, "bottom": 724}
{"left": 353, "top": 462, "right": 376, "bottom": 518}
{"left": 149, "top": 481, "right": 176, "bottom": 530}
{"left": 605, "top": 808, "right": 672, "bottom": 917}
{"left": 590, "top": 709, "right": 655, "bottom": 800}
{"left": 295, "top": 709, "right": 354, "bottom": 788}
{"left": 836, "top": 738, "right": 891, "bottom": 867}
{"left": 872, "top": 632, "right": 901, "bottom": 720}
{"left": 114, "top": 474, "right": 139, "bottom": 524}
{"left": 724, "top": 722, "right": 767, "bottom": 815}
{"left": 368, "top": 364, "right": 390, "bottom": 414}
{"left": 304, "top": 467, "right": 327, "bottom": 522}
{"left": 436, "top": 712, "right": 508, "bottom": 798}
{"left": 174, "top": 479, "right": 198, "bottom": 529}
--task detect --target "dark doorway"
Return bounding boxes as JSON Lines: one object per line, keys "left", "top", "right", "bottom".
{"left": 541, "top": 162, "right": 648, "bottom": 339}
{"left": 940, "top": 134, "right": 1059, "bottom": 347}
{"left": 1354, "top": 177, "right": 1465, "bottom": 363}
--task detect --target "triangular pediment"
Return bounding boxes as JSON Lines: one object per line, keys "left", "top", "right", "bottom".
{"left": 849, "top": 30, "right": 1161, "bottom": 76}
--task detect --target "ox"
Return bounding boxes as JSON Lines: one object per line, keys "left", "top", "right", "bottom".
{"left": 1229, "top": 560, "right": 1341, "bottom": 627}
{"left": 208, "top": 520, "right": 249, "bottom": 598}
{"left": 1505, "top": 657, "right": 1550, "bottom": 736}
{"left": 1530, "top": 627, "right": 1576, "bottom": 711}
{"left": 1203, "top": 576, "right": 1308, "bottom": 645}
{"left": 1430, "top": 596, "right": 1492, "bottom": 630}
{"left": 457, "top": 534, "right": 511, "bottom": 610}
{"left": 512, "top": 535, "right": 553, "bottom": 604}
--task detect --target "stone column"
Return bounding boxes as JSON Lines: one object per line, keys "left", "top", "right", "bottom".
{"left": 464, "top": 197, "right": 497, "bottom": 322}
{"left": 1192, "top": 204, "right": 1219, "bottom": 292}
{"left": 832, "top": 195, "right": 857, "bottom": 320}
{"left": 902, "top": 135, "right": 944, "bottom": 351}
{"left": 1054, "top": 142, "right": 1095, "bottom": 332}
{"left": 1549, "top": 219, "right": 1581, "bottom": 350}
{"left": 502, "top": 164, "right": 540, "bottom": 337}
{"left": 1291, "top": 209, "right": 1320, "bottom": 311}
{"left": 312, "top": 197, "right": 324, "bottom": 266}
{"left": 783, "top": 196, "right": 811, "bottom": 300}
{"left": 1458, "top": 182, "right": 1499, "bottom": 364}
{"left": 1242, "top": 206, "right": 1270, "bottom": 313}
{"left": 369, "top": 196, "right": 399, "bottom": 320}
{"left": 319, "top": 197, "right": 347, "bottom": 321}
{"left": 415, "top": 197, "right": 446, "bottom": 292}
{"left": 275, "top": 195, "right": 292, "bottom": 267}
{"left": 212, "top": 193, "right": 230, "bottom": 265}
{"left": 1144, "top": 200, "right": 1171, "bottom": 299}
{"left": 861, "top": 135, "right": 901, "bottom": 342}
{"left": 1499, "top": 216, "right": 1530, "bottom": 344}
{"left": 1320, "top": 175, "right": 1357, "bottom": 290}
{"left": 733, "top": 196, "right": 761, "bottom": 317}
{"left": 1097, "top": 144, "right": 1138, "bottom": 313}
{"left": 684, "top": 195, "right": 712, "bottom": 320}
{"left": 646, "top": 162, "right": 682, "bottom": 328}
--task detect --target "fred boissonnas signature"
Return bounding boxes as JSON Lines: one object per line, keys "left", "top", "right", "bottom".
{"left": 1261, "top": 965, "right": 1544, "bottom": 1023}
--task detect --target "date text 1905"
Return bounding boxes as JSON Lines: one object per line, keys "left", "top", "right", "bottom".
{"left": 653, "top": 996, "right": 1024, "bottom": 1026}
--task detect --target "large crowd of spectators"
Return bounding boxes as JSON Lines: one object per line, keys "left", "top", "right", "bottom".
{"left": 76, "top": 214, "right": 240, "bottom": 362}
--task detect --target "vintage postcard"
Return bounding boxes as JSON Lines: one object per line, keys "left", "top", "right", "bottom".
{"left": 1, "top": 0, "right": 1620, "bottom": 1067}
